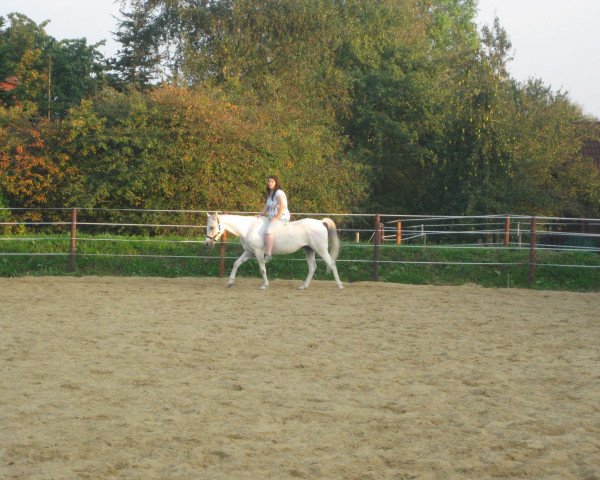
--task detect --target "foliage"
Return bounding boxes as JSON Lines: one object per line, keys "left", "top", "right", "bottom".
{"left": 433, "top": 19, "right": 600, "bottom": 216}
{"left": 0, "top": 103, "right": 74, "bottom": 218}
{"left": 0, "top": 2, "right": 598, "bottom": 222}
{"left": 59, "top": 85, "right": 366, "bottom": 215}
{"left": 108, "top": 2, "right": 164, "bottom": 89}
{"left": 0, "top": 13, "right": 106, "bottom": 117}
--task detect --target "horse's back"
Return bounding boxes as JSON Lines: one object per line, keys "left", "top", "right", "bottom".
{"left": 287, "top": 218, "right": 328, "bottom": 235}
{"left": 266, "top": 217, "right": 325, "bottom": 250}
{"left": 289, "top": 217, "right": 325, "bottom": 228}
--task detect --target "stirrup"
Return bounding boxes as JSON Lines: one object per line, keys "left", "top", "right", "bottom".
{"left": 264, "top": 254, "right": 272, "bottom": 263}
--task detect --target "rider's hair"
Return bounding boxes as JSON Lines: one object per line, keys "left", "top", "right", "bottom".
{"left": 265, "top": 175, "right": 282, "bottom": 200}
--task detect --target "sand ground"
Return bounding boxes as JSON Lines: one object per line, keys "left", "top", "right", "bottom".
{"left": 1, "top": 276, "right": 599, "bottom": 479}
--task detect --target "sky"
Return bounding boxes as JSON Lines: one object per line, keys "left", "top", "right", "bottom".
{"left": 1, "top": 0, "right": 599, "bottom": 118}
{"left": 476, "top": 0, "right": 600, "bottom": 119}
{"left": 0, "top": 0, "right": 122, "bottom": 59}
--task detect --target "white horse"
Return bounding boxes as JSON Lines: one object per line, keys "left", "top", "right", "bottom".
{"left": 204, "top": 213, "right": 343, "bottom": 290}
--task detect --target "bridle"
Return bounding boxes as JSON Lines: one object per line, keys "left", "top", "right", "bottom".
{"left": 206, "top": 215, "right": 224, "bottom": 242}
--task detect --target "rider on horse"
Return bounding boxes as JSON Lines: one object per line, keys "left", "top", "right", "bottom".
{"left": 257, "top": 176, "right": 290, "bottom": 262}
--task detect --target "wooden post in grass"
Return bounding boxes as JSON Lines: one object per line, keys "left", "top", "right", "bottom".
{"left": 528, "top": 217, "right": 537, "bottom": 286}
{"left": 396, "top": 221, "right": 402, "bottom": 245}
{"left": 504, "top": 216, "right": 511, "bottom": 247}
{"left": 69, "top": 208, "right": 77, "bottom": 273}
{"left": 372, "top": 214, "right": 381, "bottom": 281}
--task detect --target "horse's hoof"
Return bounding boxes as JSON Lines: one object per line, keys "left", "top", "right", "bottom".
{"left": 338, "top": 285, "right": 344, "bottom": 289}
{"left": 260, "top": 285, "right": 268, "bottom": 290}
{"left": 298, "top": 285, "right": 307, "bottom": 290}
{"left": 227, "top": 283, "right": 234, "bottom": 288}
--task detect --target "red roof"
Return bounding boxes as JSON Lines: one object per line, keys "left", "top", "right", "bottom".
{"left": 0, "top": 76, "right": 19, "bottom": 92}
{"left": 582, "top": 139, "right": 600, "bottom": 166}
{"left": 576, "top": 122, "right": 600, "bottom": 167}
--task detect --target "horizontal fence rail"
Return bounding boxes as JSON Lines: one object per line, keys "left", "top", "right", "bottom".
{"left": 1, "top": 207, "right": 599, "bottom": 287}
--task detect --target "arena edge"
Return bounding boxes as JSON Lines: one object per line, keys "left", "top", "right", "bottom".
{"left": 1, "top": 234, "right": 599, "bottom": 292}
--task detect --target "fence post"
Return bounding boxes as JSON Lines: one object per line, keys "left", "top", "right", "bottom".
{"left": 396, "top": 221, "right": 402, "bottom": 245}
{"left": 69, "top": 208, "right": 77, "bottom": 273}
{"left": 372, "top": 214, "right": 381, "bottom": 281}
{"left": 528, "top": 216, "right": 537, "bottom": 286}
{"left": 504, "top": 216, "right": 511, "bottom": 247}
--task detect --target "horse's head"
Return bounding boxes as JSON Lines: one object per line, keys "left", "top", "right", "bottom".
{"left": 205, "top": 213, "right": 224, "bottom": 246}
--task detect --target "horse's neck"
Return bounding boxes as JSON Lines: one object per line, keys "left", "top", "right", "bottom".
{"left": 221, "top": 215, "right": 254, "bottom": 238}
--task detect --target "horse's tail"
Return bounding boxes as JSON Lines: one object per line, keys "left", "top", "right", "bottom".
{"left": 322, "top": 218, "right": 340, "bottom": 273}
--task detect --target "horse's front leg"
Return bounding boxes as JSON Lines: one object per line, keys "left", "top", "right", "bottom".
{"left": 258, "top": 255, "right": 270, "bottom": 290}
{"left": 228, "top": 250, "right": 253, "bottom": 287}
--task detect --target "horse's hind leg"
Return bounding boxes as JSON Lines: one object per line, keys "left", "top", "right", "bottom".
{"left": 300, "top": 247, "right": 317, "bottom": 290}
{"left": 319, "top": 251, "right": 344, "bottom": 289}
{"left": 228, "top": 250, "right": 252, "bottom": 287}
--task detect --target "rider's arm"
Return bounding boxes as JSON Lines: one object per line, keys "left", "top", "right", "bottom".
{"left": 258, "top": 203, "right": 268, "bottom": 217}
{"left": 273, "top": 194, "right": 285, "bottom": 221}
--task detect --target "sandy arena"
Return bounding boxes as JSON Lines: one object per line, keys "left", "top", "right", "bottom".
{"left": 1, "top": 276, "right": 599, "bottom": 479}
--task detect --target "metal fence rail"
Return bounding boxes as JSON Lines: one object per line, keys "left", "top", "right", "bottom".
{"left": 1, "top": 208, "right": 599, "bottom": 284}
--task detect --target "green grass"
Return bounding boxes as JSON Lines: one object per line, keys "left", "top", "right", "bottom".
{"left": 1, "top": 233, "right": 599, "bottom": 291}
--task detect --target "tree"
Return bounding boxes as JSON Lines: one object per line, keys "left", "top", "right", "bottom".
{"left": 0, "top": 103, "right": 72, "bottom": 213}
{"left": 2, "top": 2, "right": 597, "bottom": 220}
{"left": 60, "top": 85, "right": 366, "bottom": 215}
{"left": 0, "top": 13, "right": 51, "bottom": 108}
{"left": 337, "top": 0, "right": 465, "bottom": 212}
{"left": 48, "top": 38, "right": 106, "bottom": 116}
{"left": 0, "top": 13, "right": 106, "bottom": 117}
{"left": 433, "top": 17, "right": 598, "bottom": 216}
{"left": 109, "top": 1, "right": 164, "bottom": 89}
{"left": 504, "top": 80, "right": 600, "bottom": 216}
